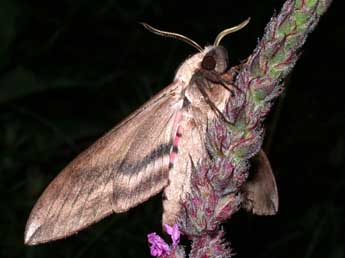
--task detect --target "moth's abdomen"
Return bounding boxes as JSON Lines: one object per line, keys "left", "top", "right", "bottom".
{"left": 163, "top": 107, "right": 209, "bottom": 226}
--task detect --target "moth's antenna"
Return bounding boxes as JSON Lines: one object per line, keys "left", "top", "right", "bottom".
{"left": 141, "top": 23, "right": 203, "bottom": 52}
{"left": 214, "top": 18, "right": 251, "bottom": 46}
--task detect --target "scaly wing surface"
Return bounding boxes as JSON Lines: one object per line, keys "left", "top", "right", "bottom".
{"left": 25, "top": 82, "right": 184, "bottom": 245}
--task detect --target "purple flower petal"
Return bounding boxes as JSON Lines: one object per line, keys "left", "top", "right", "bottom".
{"left": 147, "top": 232, "right": 170, "bottom": 257}
{"left": 164, "top": 224, "right": 180, "bottom": 247}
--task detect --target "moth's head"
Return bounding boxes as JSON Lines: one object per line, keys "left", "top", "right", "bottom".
{"left": 201, "top": 46, "right": 229, "bottom": 74}
{"left": 199, "top": 18, "right": 249, "bottom": 73}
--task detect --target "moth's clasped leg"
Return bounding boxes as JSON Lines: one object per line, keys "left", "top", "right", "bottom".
{"left": 193, "top": 69, "right": 229, "bottom": 87}
{"left": 221, "top": 65, "right": 244, "bottom": 96}
{"left": 193, "top": 69, "right": 242, "bottom": 98}
{"left": 191, "top": 73, "right": 235, "bottom": 125}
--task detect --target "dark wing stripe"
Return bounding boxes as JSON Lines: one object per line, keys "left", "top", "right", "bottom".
{"left": 115, "top": 143, "right": 172, "bottom": 175}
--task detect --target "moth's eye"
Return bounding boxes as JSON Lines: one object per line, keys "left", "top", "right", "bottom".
{"left": 201, "top": 55, "right": 216, "bottom": 71}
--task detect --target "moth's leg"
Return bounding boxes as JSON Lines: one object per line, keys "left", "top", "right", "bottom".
{"left": 191, "top": 73, "right": 233, "bottom": 124}
{"left": 223, "top": 65, "right": 240, "bottom": 85}
{"left": 194, "top": 69, "right": 242, "bottom": 96}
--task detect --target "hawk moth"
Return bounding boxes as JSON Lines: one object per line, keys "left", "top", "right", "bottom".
{"left": 25, "top": 19, "right": 278, "bottom": 245}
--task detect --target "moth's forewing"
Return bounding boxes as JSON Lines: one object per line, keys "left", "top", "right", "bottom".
{"left": 242, "top": 150, "right": 279, "bottom": 215}
{"left": 24, "top": 81, "right": 184, "bottom": 245}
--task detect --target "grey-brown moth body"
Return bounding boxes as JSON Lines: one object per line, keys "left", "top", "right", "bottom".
{"left": 25, "top": 19, "right": 278, "bottom": 245}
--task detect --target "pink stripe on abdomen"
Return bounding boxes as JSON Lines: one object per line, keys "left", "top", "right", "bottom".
{"left": 169, "top": 112, "right": 183, "bottom": 169}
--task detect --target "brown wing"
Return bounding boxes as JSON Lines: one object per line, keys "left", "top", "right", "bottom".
{"left": 242, "top": 150, "right": 279, "bottom": 215}
{"left": 25, "top": 82, "right": 185, "bottom": 245}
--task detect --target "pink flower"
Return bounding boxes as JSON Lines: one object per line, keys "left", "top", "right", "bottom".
{"left": 147, "top": 224, "right": 181, "bottom": 257}
{"left": 164, "top": 224, "right": 180, "bottom": 247}
{"left": 147, "top": 233, "right": 170, "bottom": 257}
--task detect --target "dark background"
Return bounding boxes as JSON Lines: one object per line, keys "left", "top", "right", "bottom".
{"left": 0, "top": 0, "right": 343, "bottom": 257}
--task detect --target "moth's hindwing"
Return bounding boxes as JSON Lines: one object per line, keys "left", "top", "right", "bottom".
{"left": 242, "top": 150, "right": 279, "bottom": 215}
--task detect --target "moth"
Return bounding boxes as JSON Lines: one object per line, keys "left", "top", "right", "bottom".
{"left": 24, "top": 18, "right": 278, "bottom": 245}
